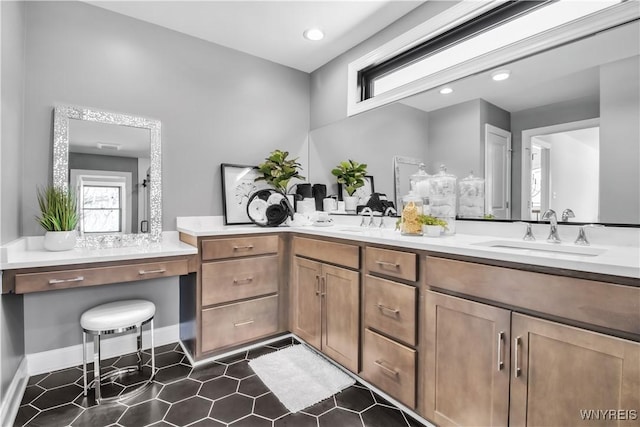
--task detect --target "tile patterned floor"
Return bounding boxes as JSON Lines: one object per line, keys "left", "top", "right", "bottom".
{"left": 15, "top": 338, "right": 426, "bottom": 427}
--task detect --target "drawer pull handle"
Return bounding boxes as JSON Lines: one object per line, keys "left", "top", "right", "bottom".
{"left": 315, "top": 275, "right": 321, "bottom": 296}
{"left": 233, "top": 277, "right": 254, "bottom": 285}
{"left": 374, "top": 360, "right": 399, "bottom": 378}
{"left": 320, "top": 277, "right": 326, "bottom": 297}
{"left": 139, "top": 269, "right": 166, "bottom": 275}
{"left": 233, "top": 245, "right": 254, "bottom": 251}
{"left": 497, "top": 331, "right": 504, "bottom": 371}
{"left": 49, "top": 276, "right": 84, "bottom": 285}
{"left": 514, "top": 336, "right": 522, "bottom": 378}
{"left": 375, "top": 260, "right": 400, "bottom": 269}
{"left": 376, "top": 303, "right": 400, "bottom": 317}
{"left": 234, "top": 319, "right": 255, "bottom": 327}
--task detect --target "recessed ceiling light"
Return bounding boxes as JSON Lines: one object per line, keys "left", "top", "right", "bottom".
{"left": 439, "top": 87, "right": 453, "bottom": 95}
{"left": 491, "top": 70, "right": 511, "bottom": 81}
{"left": 303, "top": 28, "right": 324, "bottom": 41}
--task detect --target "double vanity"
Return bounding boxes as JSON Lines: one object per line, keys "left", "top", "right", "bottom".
{"left": 175, "top": 216, "right": 638, "bottom": 426}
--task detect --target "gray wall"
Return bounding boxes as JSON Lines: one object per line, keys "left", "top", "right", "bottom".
{"left": 69, "top": 152, "right": 139, "bottom": 231}
{"left": 510, "top": 95, "right": 599, "bottom": 219}
{"left": 308, "top": 103, "right": 429, "bottom": 198}
{"left": 599, "top": 56, "right": 640, "bottom": 223}
{"left": 23, "top": 278, "right": 176, "bottom": 353}
{"left": 1, "top": 0, "right": 27, "bottom": 400}
{"left": 310, "top": 1, "right": 457, "bottom": 130}
{"left": 426, "top": 99, "right": 510, "bottom": 179}
{"left": 19, "top": 1, "right": 309, "bottom": 354}
{"left": 22, "top": 1, "right": 310, "bottom": 237}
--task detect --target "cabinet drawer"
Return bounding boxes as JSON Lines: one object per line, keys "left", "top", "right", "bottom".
{"left": 365, "top": 247, "right": 417, "bottom": 281}
{"left": 14, "top": 259, "right": 189, "bottom": 294}
{"left": 201, "top": 295, "right": 278, "bottom": 352}
{"left": 362, "top": 329, "right": 416, "bottom": 408}
{"left": 293, "top": 237, "right": 359, "bottom": 269}
{"left": 202, "top": 255, "right": 278, "bottom": 306}
{"left": 426, "top": 256, "right": 640, "bottom": 335}
{"left": 202, "top": 235, "right": 278, "bottom": 261}
{"left": 364, "top": 275, "right": 417, "bottom": 346}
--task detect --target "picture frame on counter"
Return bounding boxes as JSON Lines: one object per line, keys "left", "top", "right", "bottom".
{"left": 338, "top": 175, "right": 375, "bottom": 205}
{"left": 220, "top": 163, "right": 269, "bottom": 225}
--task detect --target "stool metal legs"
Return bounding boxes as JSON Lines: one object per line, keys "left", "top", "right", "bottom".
{"left": 82, "top": 317, "right": 155, "bottom": 404}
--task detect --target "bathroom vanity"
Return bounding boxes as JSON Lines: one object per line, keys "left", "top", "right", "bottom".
{"left": 176, "top": 217, "right": 640, "bottom": 426}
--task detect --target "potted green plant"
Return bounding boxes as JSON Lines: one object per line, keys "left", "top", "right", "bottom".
{"left": 36, "top": 186, "right": 79, "bottom": 251}
{"left": 331, "top": 160, "right": 367, "bottom": 212}
{"left": 418, "top": 214, "right": 448, "bottom": 237}
{"left": 255, "top": 150, "right": 305, "bottom": 194}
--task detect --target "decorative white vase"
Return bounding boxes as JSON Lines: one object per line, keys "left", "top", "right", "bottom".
{"left": 44, "top": 230, "right": 77, "bottom": 251}
{"left": 423, "top": 225, "right": 442, "bottom": 237}
{"left": 343, "top": 196, "right": 359, "bottom": 213}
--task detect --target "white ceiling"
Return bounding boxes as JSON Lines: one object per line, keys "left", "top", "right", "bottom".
{"left": 87, "top": 0, "right": 424, "bottom": 73}
{"left": 69, "top": 120, "right": 151, "bottom": 158}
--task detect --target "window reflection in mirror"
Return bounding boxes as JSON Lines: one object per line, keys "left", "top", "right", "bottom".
{"left": 68, "top": 119, "right": 151, "bottom": 235}
{"left": 309, "top": 20, "right": 639, "bottom": 225}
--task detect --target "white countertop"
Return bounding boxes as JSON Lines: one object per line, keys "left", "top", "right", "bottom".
{"left": 177, "top": 216, "right": 640, "bottom": 279}
{"left": 0, "top": 231, "right": 198, "bottom": 270}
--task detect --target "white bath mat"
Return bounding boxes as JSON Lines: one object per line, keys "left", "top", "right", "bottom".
{"left": 248, "top": 344, "right": 355, "bottom": 413}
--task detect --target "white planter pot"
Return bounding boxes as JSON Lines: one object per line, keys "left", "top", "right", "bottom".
{"left": 44, "top": 230, "right": 77, "bottom": 251}
{"left": 423, "top": 225, "right": 442, "bottom": 237}
{"left": 343, "top": 196, "right": 359, "bottom": 213}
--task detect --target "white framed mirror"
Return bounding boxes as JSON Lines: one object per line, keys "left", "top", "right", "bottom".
{"left": 53, "top": 105, "right": 162, "bottom": 244}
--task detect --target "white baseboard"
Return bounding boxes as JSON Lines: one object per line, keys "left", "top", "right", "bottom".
{"left": 27, "top": 324, "right": 179, "bottom": 376}
{"left": 0, "top": 357, "right": 28, "bottom": 427}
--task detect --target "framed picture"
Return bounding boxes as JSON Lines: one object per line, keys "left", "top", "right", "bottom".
{"left": 221, "top": 163, "right": 269, "bottom": 225}
{"left": 338, "top": 175, "right": 375, "bottom": 204}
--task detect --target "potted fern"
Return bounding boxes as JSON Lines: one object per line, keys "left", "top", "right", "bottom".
{"left": 331, "top": 160, "right": 367, "bottom": 212}
{"left": 255, "top": 149, "right": 305, "bottom": 194}
{"left": 36, "top": 186, "right": 79, "bottom": 251}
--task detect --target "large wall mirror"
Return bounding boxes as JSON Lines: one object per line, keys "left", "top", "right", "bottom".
{"left": 309, "top": 13, "right": 639, "bottom": 226}
{"left": 53, "top": 105, "right": 162, "bottom": 244}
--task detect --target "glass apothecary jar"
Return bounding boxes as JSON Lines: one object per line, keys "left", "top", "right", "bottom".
{"left": 458, "top": 171, "right": 485, "bottom": 218}
{"left": 401, "top": 190, "right": 423, "bottom": 236}
{"left": 428, "top": 165, "right": 457, "bottom": 234}
{"left": 410, "top": 163, "right": 431, "bottom": 203}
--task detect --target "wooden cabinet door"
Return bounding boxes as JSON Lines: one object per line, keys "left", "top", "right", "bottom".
{"left": 424, "top": 291, "right": 511, "bottom": 426}
{"left": 291, "top": 257, "right": 322, "bottom": 350}
{"left": 322, "top": 263, "right": 360, "bottom": 373}
{"left": 510, "top": 314, "right": 640, "bottom": 427}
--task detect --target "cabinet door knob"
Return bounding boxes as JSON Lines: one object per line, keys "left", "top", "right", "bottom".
{"left": 139, "top": 269, "right": 166, "bottom": 275}
{"left": 376, "top": 303, "right": 400, "bottom": 317}
{"left": 234, "top": 319, "right": 255, "bottom": 327}
{"left": 48, "top": 276, "right": 84, "bottom": 285}
{"left": 374, "top": 359, "right": 399, "bottom": 377}
{"left": 497, "top": 331, "right": 505, "bottom": 371}
{"left": 514, "top": 336, "right": 522, "bottom": 378}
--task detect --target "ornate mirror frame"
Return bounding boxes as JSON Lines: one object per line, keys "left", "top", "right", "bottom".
{"left": 53, "top": 105, "right": 162, "bottom": 245}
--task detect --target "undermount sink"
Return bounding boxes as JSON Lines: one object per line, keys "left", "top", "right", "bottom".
{"left": 473, "top": 240, "right": 606, "bottom": 257}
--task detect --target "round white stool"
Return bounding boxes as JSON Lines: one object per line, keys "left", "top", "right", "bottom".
{"left": 81, "top": 299, "right": 156, "bottom": 403}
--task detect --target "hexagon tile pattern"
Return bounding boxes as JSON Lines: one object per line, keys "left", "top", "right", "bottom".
{"left": 14, "top": 338, "right": 427, "bottom": 426}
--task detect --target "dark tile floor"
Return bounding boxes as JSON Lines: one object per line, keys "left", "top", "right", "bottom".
{"left": 15, "top": 337, "right": 426, "bottom": 427}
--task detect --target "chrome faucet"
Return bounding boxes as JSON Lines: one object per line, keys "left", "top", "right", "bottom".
{"left": 561, "top": 209, "right": 575, "bottom": 222}
{"left": 517, "top": 222, "right": 535, "bottom": 241}
{"left": 541, "top": 209, "right": 561, "bottom": 243}
{"left": 360, "top": 207, "right": 373, "bottom": 227}
{"left": 575, "top": 224, "right": 604, "bottom": 246}
{"left": 379, "top": 207, "right": 397, "bottom": 228}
